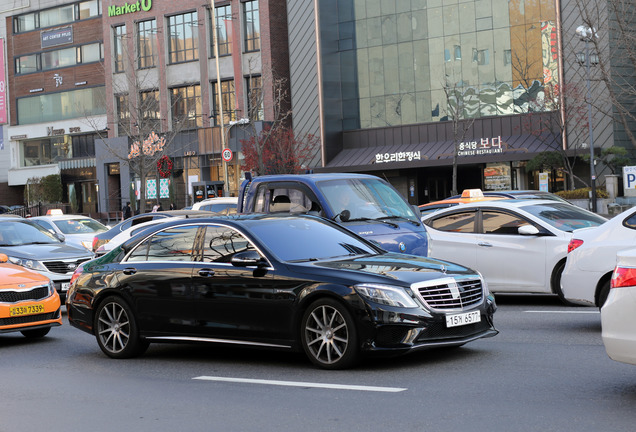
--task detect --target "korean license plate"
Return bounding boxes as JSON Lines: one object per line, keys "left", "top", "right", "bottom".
{"left": 446, "top": 310, "right": 481, "bottom": 328}
{"left": 61, "top": 283, "right": 70, "bottom": 292}
{"left": 9, "top": 304, "right": 45, "bottom": 317}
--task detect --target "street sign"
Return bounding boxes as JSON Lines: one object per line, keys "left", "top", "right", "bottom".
{"left": 222, "top": 148, "right": 233, "bottom": 162}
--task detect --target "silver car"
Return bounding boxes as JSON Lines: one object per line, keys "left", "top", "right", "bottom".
{"left": 29, "top": 214, "right": 108, "bottom": 251}
{"left": 0, "top": 218, "right": 93, "bottom": 302}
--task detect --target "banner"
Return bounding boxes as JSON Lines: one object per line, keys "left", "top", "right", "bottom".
{"left": 0, "top": 38, "right": 6, "bottom": 124}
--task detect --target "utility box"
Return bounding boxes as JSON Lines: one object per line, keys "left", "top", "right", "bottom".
{"left": 192, "top": 181, "right": 224, "bottom": 203}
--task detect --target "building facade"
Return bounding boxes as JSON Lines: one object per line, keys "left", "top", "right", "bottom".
{"left": 1, "top": 0, "right": 104, "bottom": 212}
{"left": 288, "top": 0, "right": 623, "bottom": 204}
{"left": 99, "top": 0, "right": 289, "bottom": 214}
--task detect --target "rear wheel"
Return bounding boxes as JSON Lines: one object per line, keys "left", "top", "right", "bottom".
{"left": 21, "top": 328, "right": 50, "bottom": 339}
{"left": 597, "top": 280, "right": 611, "bottom": 308}
{"left": 95, "top": 296, "right": 148, "bottom": 359}
{"left": 301, "top": 298, "right": 359, "bottom": 369}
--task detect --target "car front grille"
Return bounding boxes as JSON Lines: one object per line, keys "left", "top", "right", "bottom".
{"left": 415, "top": 319, "right": 491, "bottom": 341}
{"left": 413, "top": 278, "right": 483, "bottom": 310}
{"left": 0, "top": 310, "right": 60, "bottom": 326}
{"left": 0, "top": 286, "right": 49, "bottom": 303}
{"left": 42, "top": 258, "right": 91, "bottom": 274}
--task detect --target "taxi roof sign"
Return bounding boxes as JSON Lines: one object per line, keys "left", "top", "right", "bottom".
{"left": 460, "top": 189, "right": 485, "bottom": 199}
{"left": 46, "top": 209, "right": 63, "bottom": 215}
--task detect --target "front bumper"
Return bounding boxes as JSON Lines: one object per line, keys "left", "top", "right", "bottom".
{"left": 360, "top": 295, "right": 498, "bottom": 355}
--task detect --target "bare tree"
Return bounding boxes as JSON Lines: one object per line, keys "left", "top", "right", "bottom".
{"left": 83, "top": 30, "right": 196, "bottom": 213}
{"left": 442, "top": 79, "right": 476, "bottom": 196}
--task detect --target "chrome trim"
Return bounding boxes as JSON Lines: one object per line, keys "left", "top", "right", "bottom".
{"left": 145, "top": 336, "right": 291, "bottom": 349}
{"left": 410, "top": 276, "right": 484, "bottom": 311}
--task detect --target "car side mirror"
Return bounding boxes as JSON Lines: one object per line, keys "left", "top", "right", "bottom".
{"left": 231, "top": 250, "right": 268, "bottom": 267}
{"left": 411, "top": 204, "right": 422, "bottom": 219}
{"left": 54, "top": 233, "right": 65, "bottom": 242}
{"left": 518, "top": 224, "right": 540, "bottom": 236}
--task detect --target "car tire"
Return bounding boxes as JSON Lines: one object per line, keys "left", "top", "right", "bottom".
{"left": 597, "top": 279, "right": 611, "bottom": 308}
{"left": 552, "top": 261, "right": 576, "bottom": 306}
{"left": 21, "top": 328, "right": 50, "bottom": 338}
{"left": 300, "top": 298, "right": 359, "bottom": 369}
{"left": 94, "top": 296, "right": 148, "bottom": 359}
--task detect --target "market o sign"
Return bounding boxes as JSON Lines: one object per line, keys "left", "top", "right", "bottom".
{"left": 108, "top": 0, "right": 152, "bottom": 17}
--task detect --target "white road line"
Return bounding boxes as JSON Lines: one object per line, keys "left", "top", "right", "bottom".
{"left": 193, "top": 376, "right": 407, "bottom": 393}
{"left": 524, "top": 310, "right": 600, "bottom": 314}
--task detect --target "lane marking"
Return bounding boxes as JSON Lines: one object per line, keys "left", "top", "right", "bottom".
{"left": 193, "top": 376, "right": 407, "bottom": 393}
{"left": 524, "top": 310, "right": 599, "bottom": 314}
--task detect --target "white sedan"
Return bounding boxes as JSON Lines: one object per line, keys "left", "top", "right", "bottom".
{"left": 422, "top": 200, "right": 606, "bottom": 303}
{"left": 561, "top": 206, "right": 636, "bottom": 307}
{"left": 95, "top": 217, "right": 181, "bottom": 256}
{"left": 601, "top": 248, "right": 636, "bottom": 365}
{"left": 29, "top": 214, "right": 109, "bottom": 251}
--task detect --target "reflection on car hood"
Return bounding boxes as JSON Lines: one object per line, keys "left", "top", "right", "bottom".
{"left": 0, "top": 263, "right": 50, "bottom": 288}
{"left": 310, "top": 253, "right": 475, "bottom": 284}
{"left": 0, "top": 243, "right": 93, "bottom": 260}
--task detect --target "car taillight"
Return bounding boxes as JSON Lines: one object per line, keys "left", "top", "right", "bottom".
{"left": 69, "top": 264, "right": 85, "bottom": 286}
{"left": 567, "top": 238, "right": 584, "bottom": 253}
{"left": 611, "top": 266, "right": 636, "bottom": 288}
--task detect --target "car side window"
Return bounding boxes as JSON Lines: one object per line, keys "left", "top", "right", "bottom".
{"left": 481, "top": 211, "right": 527, "bottom": 235}
{"left": 200, "top": 225, "right": 254, "bottom": 263}
{"left": 127, "top": 225, "right": 199, "bottom": 262}
{"left": 623, "top": 211, "right": 636, "bottom": 229}
{"left": 429, "top": 212, "right": 476, "bottom": 233}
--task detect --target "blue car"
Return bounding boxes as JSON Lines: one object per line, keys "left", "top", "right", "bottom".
{"left": 238, "top": 173, "right": 429, "bottom": 257}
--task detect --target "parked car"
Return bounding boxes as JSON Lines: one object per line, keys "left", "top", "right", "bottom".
{"left": 29, "top": 214, "right": 109, "bottom": 251}
{"left": 601, "top": 248, "right": 636, "bottom": 365}
{"left": 422, "top": 200, "right": 607, "bottom": 303}
{"left": 191, "top": 197, "right": 238, "bottom": 214}
{"left": 95, "top": 217, "right": 183, "bottom": 256}
{"left": 67, "top": 214, "right": 498, "bottom": 369}
{"left": 419, "top": 189, "right": 508, "bottom": 217}
{"left": 561, "top": 207, "right": 636, "bottom": 307}
{"left": 0, "top": 218, "right": 93, "bottom": 302}
{"left": 91, "top": 210, "right": 211, "bottom": 253}
{"left": 0, "top": 253, "right": 62, "bottom": 338}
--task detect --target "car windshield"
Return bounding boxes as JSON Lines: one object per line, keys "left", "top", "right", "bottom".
{"left": 521, "top": 203, "right": 606, "bottom": 232}
{"left": 53, "top": 218, "right": 108, "bottom": 234}
{"left": 243, "top": 217, "right": 378, "bottom": 262}
{"left": 317, "top": 178, "right": 419, "bottom": 222}
{"left": 0, "top": 220, "right": 60, "bottom": 246}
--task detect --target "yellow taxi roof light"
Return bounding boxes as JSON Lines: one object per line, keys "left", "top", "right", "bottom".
{"left": 460, "top": 189, "right": 484, "bottom": 199}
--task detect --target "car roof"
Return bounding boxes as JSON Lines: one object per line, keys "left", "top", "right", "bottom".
{"left": 249, "top": 173, "right": 383, "bottom": 184}
{"left": 423, "top": 199, "right": 574, "bottom": 216}
{"left": 30, "top": 214, "right": 100, "bottom": 221}
{"left": 194, "top": 197, "right": 238, "bottom": 204}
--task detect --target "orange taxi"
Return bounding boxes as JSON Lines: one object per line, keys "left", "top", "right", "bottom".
{"left": 0, "top": 253, "right": 62, "bottom": 338}
{"left": 419, "top": 189, "right": 508, "bottom": 216}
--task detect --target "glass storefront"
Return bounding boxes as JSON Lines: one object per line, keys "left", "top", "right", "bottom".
{"left": 325, "top": 0, "right": 558, "bottom": 130}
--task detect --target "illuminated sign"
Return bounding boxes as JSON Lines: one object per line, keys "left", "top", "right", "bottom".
{"left": 458, "top": 136, "right": 504, "bottom": 157}
{"left": 108, "top": 0, "right": 152, "bottom": 17}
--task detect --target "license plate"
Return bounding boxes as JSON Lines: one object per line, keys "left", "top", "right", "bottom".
{"left": 446, "top": 310, "right": 481, "bottom": 328}
{"left": 61, "top": 283, "right": 70, "bottom": 292}
{"left": 10, "top": 304, "right": 45, "bottom": 317}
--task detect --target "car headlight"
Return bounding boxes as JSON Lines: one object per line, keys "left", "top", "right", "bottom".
{"left": 8, "top": 256, "right": 49, "bottom": 272}
{"left": 48, "top": 280, "right": 56, "bottom": 297}
{"left": 355, "top": 284, "right": 419, "bottom": 308}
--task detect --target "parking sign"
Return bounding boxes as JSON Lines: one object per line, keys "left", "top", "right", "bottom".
{"left": 623, "top": 166, "right": 636, "bottom": 197}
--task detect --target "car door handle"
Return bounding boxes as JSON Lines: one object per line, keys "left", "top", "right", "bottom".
{"left": 198, "top": 269, "right": 216, "bottom": 277}
{"left": 478, "top": 242, "right": 493, "bottom": 247}
{"left": 123, "top": 267, "right": 137, "bottom": 275}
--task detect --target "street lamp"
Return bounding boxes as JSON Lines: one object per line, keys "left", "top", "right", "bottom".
{"left": 576, "top": 25, "right": 598, "bottom": 212}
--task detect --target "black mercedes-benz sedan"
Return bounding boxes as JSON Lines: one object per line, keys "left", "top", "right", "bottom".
{"left": 67, "top": 214, "right": 497, "bottom": 369}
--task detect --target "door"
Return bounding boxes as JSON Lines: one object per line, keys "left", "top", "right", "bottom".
{"left": 426, "top": 210, "right": 479, "bottom": 270}
{"left": 191, "top": 224, "right": 292, "bottom": 344}
{"left": 475, "top": 210, "right": 548, "bottom": 292}
{"left": 116, "top": 225, "right": 200, "bottom": 334}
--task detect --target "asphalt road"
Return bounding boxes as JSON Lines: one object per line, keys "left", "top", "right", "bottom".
{"left": 2, "top": 294, "right": 636, "bottom": 432}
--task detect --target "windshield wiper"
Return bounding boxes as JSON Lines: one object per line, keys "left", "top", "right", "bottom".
{"left": 21, "top": 241, "right": 55, "bottom": 245}
{"left": 346, "top": 217, "right": 399, "bottom": 228}
{"left": 380, "top": 215, "right": 421, "bottom": 226}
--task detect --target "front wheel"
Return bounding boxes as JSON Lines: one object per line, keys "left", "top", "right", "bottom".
{"left": 300, "top": 298, "right": 359, "bottom": 369}
{"left": 94, "top": 296, "right": 148, "bottom": 359}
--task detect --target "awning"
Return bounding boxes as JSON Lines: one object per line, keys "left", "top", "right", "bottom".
{"left": 318, "top": 133, "right": 562, "bottom": 172}
{"left": 58, "top": 158, "right": 96, "bottom": 170}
